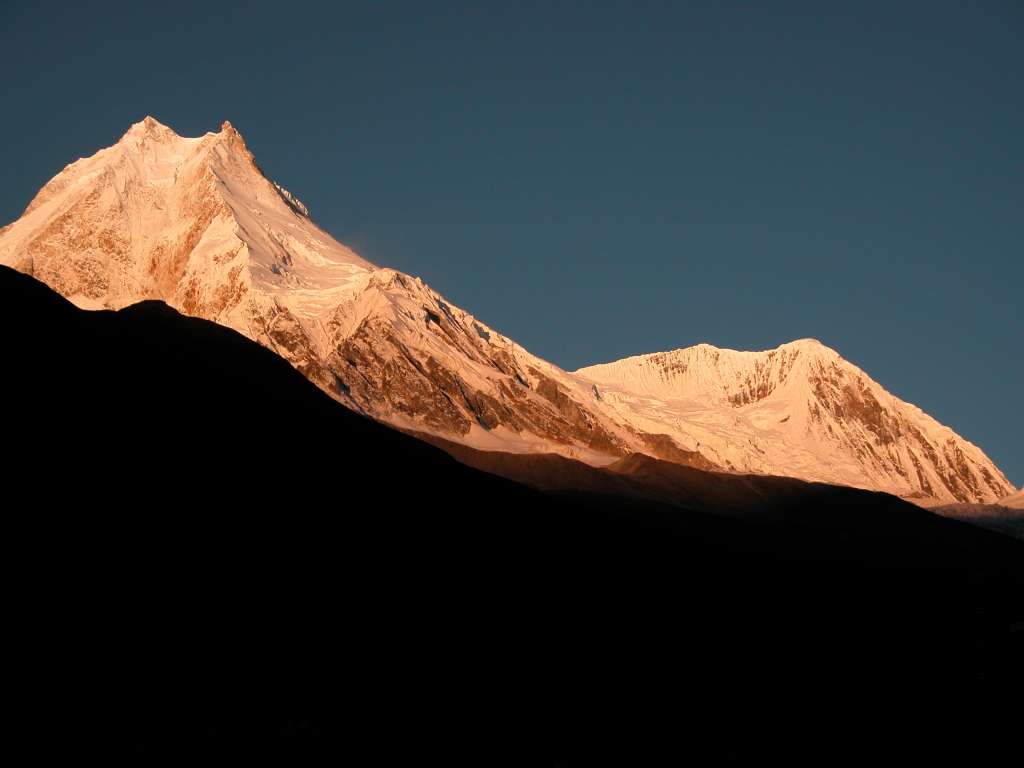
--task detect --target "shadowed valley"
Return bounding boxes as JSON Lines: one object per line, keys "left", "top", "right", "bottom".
{"left": 3, "top": 266, "right": 1021, "bottom": 761}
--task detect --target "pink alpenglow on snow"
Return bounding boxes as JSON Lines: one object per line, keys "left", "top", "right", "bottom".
{"left": 0, "top": 118, "right": 1014, "bottom": 505}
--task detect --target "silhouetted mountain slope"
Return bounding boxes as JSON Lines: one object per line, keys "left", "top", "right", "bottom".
{"left": 425, "top": 431, "right": 1022, "bottom": 545}
{"left": 934, "top": 502, "right": 1024, "bottom": 540}
{"left": 2, "top": 266, "right": 1021, "bottom": 762}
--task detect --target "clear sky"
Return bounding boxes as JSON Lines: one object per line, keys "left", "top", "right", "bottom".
{"left": 1, "top": 1, "right": 1020, "bottom": 486}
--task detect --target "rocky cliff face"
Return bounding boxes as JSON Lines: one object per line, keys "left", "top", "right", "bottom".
{"left": 1, "top": 117, "right": 1013, "bottom": 504}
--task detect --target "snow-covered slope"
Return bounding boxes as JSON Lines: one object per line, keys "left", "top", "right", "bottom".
{"left": 1, "top": 117, "right": 1014, "bottom": 504}
{"left": 0, "top": 118, "right": 638, "bottom": 464}
{"left": 1002, "top": 488, "right": 1024, "bottom": 510}
{"left": 575, "top": 342, "right": 1013, "bottom": 503}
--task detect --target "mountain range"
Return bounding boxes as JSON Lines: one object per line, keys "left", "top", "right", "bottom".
{"left": 0, "top": 116, "right": 1015, "bottom": 508}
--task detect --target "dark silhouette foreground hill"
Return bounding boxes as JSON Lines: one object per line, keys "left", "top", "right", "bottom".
{"left": 2, "top": 266, "right": 1020, "bottom": 762}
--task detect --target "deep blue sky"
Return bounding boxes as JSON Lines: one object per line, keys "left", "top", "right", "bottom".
{"left": 1, "top": 1, "right": 1020, "bottom": 485}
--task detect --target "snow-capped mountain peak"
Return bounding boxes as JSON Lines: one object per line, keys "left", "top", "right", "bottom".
{"left": 575, "top": 340, "right": 1012, "bottom": 503}
{"left": 123, "top": 114, "right": 173, "bottom": 138}
{"left": 575, "top": 338, "right": 844, "bottom": 408}
{"left": 1, "top": 117, "right": 374, "bottom": 320}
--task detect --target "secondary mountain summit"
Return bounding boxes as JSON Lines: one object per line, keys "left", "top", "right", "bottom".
{"left": 0, "top": 117, "right": 1013, "bottom": 504}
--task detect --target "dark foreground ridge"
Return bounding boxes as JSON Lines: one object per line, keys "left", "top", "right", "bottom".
{"left": 424, "top": 430, "right": 1021, "bottom": 538}
{"left": 2, "top": 266, "right": 1021, "bottom": 762}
